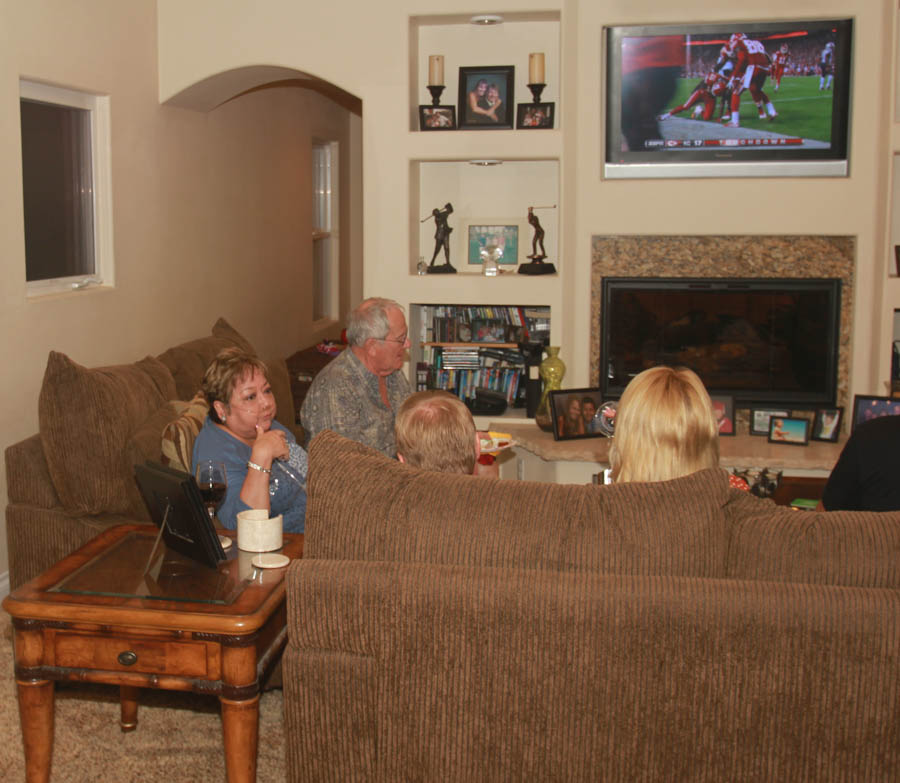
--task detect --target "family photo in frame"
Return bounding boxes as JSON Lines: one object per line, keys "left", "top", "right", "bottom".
{"left": 550, "top": 388, "right": 606, "bottom": 441}
{"left": 516, "top": 102, "right": 554, "bottom": 129}
{"left": 710, "top": 395, "right": 734, "bottom": 436}
{"left": 457, "top": 66, "right": 515, "bottom": 129}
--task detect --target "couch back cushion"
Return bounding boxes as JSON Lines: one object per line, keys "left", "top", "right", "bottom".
{"left": 725, "top": 489, "right": 900, "bottom": 588}
{"left": 39, "top": 351, "right": 176, "bottom": 515}
{"left": 156, "top": 317, "right": 255, "bottom": 400}
{"left": 305, "top": 431, "right": 733, "bottom": 577}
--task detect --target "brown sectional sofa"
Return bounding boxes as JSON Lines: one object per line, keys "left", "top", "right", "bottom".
{"left": 285, "top": 430, "right": 900, "bottom": 781}
{"left": 5, "top": 318, "right": 300, "bottom": 590}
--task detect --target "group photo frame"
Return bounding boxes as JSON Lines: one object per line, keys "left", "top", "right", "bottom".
{"left": 457, "top": 66, "right": 515, "bottom": 130}
{"left": 549, "top": 388, "right": 606, "bottom": 441}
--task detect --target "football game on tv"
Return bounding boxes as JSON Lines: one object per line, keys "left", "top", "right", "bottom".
{"left": 604, "top": 18, "right": 852, "bottom": 179}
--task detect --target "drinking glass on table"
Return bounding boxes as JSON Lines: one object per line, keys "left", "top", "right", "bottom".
{"left": 592, "top": 400, "right": 618, "bottom": 437}
{"left": 195, "top": 460, "right": 228, "bottom": 521}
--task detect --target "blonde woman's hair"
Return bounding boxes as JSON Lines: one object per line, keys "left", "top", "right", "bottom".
{"left": 608, "top": 365, "right": 720, "bottom": 483}
{"left": 395, "top": 390, "right": 477, "bottom": 474}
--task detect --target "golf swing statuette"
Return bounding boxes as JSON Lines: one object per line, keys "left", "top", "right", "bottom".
{"left": 518, "top": 205, "right": 556, "bottom": 275}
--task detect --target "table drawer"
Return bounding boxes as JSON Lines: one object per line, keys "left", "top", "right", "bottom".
{"left": 53, "top": 632, "right": 210, "bottom": 677}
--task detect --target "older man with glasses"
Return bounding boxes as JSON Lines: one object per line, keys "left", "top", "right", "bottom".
{"left": 301, "top": 297, "right": 412, "bottom": 457}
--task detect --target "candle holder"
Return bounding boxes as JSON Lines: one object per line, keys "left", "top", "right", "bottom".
{"left": 527, "top": 83, "right": 546, "bottom": 104}
{"left": 427, "top": 85, "right": 445, "bottom": 106}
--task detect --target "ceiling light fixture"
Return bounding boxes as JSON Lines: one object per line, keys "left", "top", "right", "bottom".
{"left": 469, "top": 14, "right": 504, "bottom": 25}
{"left": 469, "top": 159, "right": 503, "bottom": 166}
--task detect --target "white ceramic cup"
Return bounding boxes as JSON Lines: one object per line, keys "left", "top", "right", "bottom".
{"left": 236, "top": 509, "right": 283, "bottom": 552}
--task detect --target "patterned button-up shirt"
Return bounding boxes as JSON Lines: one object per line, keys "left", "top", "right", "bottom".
{"left": 300, "top": 348, "right": 411, "bottom": 457}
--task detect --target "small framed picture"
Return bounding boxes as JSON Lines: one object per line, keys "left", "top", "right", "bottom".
{"left": 851, "top": 394, "right": 900, "bottom": 432}
{"left": 550, "top": 388, "right": 606, "bottom": 441}
{"left": 750, "top": 408, "right": 790, "bottom": 436}
{"left": 419, "top": 105, "right": 456, "bottom": 131}
{"left": 516, "top": 102, "right": 555, "bottom": 129}
{"left": 709, "top": 395, "right": 735, "bottom": 436}
{"left": 811, "top": 407, "right": 843, "bottom": 442}
{"left": 457, "top": 66, "right": 515, "bottom": 130}
{"left": 465, "top": 222, "right": 521, "bottom": 267}
{"left": 768, "top": 416, "right": 810, "bottom": 446}
{"left": 470, "top": 319, "right": 507, "bottom": 343}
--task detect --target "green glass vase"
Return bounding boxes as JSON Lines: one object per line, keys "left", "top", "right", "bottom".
{"left": 535, "top": 346, "right": 565, "bottom": 432}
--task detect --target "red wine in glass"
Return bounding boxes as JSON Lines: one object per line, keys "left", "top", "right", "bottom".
{"left": 195, "top": 460, "right": 227, "bottom": 521}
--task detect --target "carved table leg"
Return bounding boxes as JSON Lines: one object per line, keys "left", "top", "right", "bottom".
{"left": 17, "top": 678, "right": 54, "bottom": 783}
{"left": 220, "top": 694, "right": 260, "bottom": 783}
{"left": 120, "top": 685, "right": 139, "bottom": 732}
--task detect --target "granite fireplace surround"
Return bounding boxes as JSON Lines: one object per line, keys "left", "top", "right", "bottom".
{"left": 590, "top": 235, "right": 855, "bottom": 435}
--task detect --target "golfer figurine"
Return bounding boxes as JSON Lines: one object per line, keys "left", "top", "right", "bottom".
{"left": 424, "top": 202, "right": 456, "bottom": 274}
{"left": 518, "top": 204, "right": 557, "bottom": 275}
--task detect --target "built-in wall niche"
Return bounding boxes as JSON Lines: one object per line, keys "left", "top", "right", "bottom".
{"left": 410, "top": 12, "right": 560, "bottom": 132}
{"left": 411, "top": 159, "right": 559, "bottom": 275}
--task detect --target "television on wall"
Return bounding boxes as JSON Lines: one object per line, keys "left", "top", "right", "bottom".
{"left": 599, "top": 277, "right": 842, "bottom": 407}
{"left": 604, "top": 18, "right": 853, "bottom": 179}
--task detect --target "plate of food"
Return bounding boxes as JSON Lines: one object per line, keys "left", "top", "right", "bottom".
{"left": 479, "top": 431, "right": 513, "bottom": 454}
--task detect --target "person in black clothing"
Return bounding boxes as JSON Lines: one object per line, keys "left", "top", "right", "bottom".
{"left": 821, "top": 415, "right": 900, "bottom": 511}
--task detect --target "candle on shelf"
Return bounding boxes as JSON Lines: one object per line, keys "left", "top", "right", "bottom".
{"left": 428, "top": 55, "right": 444, "bottom": 86}
{"left": 528, "top": 52, "right": 545, "bottom": 84}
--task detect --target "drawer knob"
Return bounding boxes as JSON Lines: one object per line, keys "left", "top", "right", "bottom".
{"left": 117, "top": 650, "right": 138, "bottom": 666}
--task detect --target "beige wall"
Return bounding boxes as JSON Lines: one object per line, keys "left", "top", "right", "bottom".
{"left": 0, "top": 0, "right": 360, "bottom": 578}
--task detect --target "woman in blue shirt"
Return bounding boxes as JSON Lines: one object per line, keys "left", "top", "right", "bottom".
{"left": 192, "top": 348, "right": 307, "bottom": 533}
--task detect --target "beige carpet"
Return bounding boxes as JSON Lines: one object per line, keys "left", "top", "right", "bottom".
{"left": 0, "top": 611, "right": 287, "bottom": 781}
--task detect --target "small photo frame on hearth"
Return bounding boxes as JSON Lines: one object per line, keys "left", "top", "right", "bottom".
{"left": 750, "top": 408, "right": 790, "bottom": 436}
{"left": 811, "top": 407, "right": 843, "bottom": 442}
{"left": 710, "top": 395, "right": 734, "bottom": 436}
{"left": 768, "top": 416, "right": 810, "bottom": 446}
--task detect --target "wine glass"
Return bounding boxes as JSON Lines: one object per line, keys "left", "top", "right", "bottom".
{"left": 195, "top": 460, "right": 227, "bottom": 522}
{"left": 592, "top": 400, "right": 618, "bottom": 438}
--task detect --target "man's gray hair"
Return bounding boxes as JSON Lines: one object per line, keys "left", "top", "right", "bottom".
{"left": 346, "top": 297, "right": 404, "bottom": 346}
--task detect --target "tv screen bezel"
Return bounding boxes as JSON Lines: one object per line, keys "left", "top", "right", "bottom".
{"left": 603, "top": 18, "right": 853, "bottom": 180}
{"left": 599, "top": 277, "right": 842, "bottom": 408}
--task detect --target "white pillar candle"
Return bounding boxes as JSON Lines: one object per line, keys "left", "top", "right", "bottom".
{"left": 428, "top": 55, "right": 444, "bottom": 86}
{"left": 529, "top": 52, "right": 545, "bottom": 84}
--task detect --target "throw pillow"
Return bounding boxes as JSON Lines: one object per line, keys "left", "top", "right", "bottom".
{"left": 38, "top": 351, "right": 177, "bottom": 515}
{"left": 161, "top": 391, "right": 210, "bottom": 474}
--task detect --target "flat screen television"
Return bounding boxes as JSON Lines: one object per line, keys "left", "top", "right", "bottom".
{"left": 599, "top": 277, "right": 841, "bottom": 407}
{"left": 604, "top": 18, "right": 852, "bottom": 179}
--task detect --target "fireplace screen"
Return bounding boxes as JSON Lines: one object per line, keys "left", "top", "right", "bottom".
{"left": 600, "top": 277, "right": 841, "bottom": 407}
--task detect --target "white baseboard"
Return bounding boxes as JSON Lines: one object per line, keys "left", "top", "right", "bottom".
{"left": 0, "top": 570, "right": 9, "bottom": 600}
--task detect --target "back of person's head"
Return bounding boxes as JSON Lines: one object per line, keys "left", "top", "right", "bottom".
{"left": 608, "top": 365, "right": 719, "bottom": 483}
{"left": 395, "top": 390, "right": 477, "bottom": 474}
{"left": 346, "top": 297, "right": 403, "bottom": 347}
{"left": 201, "top": 347, "right": 268, "bottom": 424}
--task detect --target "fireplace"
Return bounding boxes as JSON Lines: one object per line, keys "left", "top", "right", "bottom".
{"left": 591, "top": 236, "right": 855, "bottom": 418}
{"left": 600, "top": 277, "right": 841, "bottom": 407}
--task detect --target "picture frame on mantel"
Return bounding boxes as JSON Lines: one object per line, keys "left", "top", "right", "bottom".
{"left": 419, "top": 105, "right": 456, "bottom": 131}
{"left": 457, "top": 66, "right": 515, "bottom": 130}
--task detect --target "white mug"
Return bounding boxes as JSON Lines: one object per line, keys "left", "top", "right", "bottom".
{"left": 236, "top": 509, "right": 283, "bottom": 552}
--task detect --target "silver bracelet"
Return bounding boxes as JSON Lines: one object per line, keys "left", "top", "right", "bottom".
{"left": 246, "top": 460, "right": 271, "bottom": 474}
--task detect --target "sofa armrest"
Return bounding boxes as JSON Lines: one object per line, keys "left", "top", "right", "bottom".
{"left": 5, "top": 434, "right": 60, "bottom": 509}
{"left": 285, "top": 560, "right": 900, "bottom": 782}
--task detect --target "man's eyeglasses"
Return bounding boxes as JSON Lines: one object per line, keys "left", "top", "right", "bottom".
{"left": 378, "top": 333, "right": 408, "bottom": 345}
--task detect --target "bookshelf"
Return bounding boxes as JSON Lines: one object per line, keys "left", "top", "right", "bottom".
{"left": 411, "top": 303, "right": 550, "bottom": 408}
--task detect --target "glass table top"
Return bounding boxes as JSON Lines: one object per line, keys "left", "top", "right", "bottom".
{"left": 49, "top": 531, "right": 263, "bottom": 605}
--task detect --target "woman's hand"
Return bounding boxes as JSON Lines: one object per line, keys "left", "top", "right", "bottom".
{"left": 250, "top": 425, "right": 289, "bottom": 466}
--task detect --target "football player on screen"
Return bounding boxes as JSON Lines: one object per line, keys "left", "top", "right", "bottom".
{"left": 771, "top": 43, "right": 789, "bottom": 91}
{"left": 819, "top": 41, "right": 835, "bottom": 90}
{"left": 721, "top": 32, "right": 777, "bottom": 128}
{"left": 657, "top": 70, "right": 728, "bottom": 122}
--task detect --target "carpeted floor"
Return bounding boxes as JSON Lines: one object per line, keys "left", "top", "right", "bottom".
{"left": 0, "top": 610, "right": 287, "bottom": 781}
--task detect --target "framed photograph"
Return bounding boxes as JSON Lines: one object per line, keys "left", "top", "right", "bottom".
{"left": 811, "top": 407, "right": 843, "bottom": 442}
{"left": 457, "top": 66, "right": 515, "bottom": 130}
{"left": 516, "top": 102, "right": 555, "bottom": 129}
{"left": 419, "top": 105, "right": 456, "bottom": 131}
{"left": 768, "top": 416, "right": 810, "bottom": 445}
{"left": 750, "top": 408, "right": 790, "bottom": 436}
{"left": 851, "top": 394, "right": 900, "bottom": 432}
{"left": 550, "top": 388, "right": 605, "bottom": 441}
{"left": 465, "top": 221, "right": 521, "bottom": 267}
{"left": 709, "top": 395, "right": 735, "bottom": 436}
{"left": 470, "top": 319, "right": 506, "bottom": 343}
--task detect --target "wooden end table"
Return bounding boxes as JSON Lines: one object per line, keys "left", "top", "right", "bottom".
{"left": 2, "top": 524, "right": 302, "bottom": 782}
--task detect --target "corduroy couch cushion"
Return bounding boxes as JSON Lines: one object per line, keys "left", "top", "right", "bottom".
{"left": 305, "top": 430, "right": 733, "bottom": 577}
{"left": 38, "top": 351, "right": 176, "bottom": 515}
{"left": 160, "top": 391, "right": 209, "bottom": 474}
{"left": 724, "top": 488, "right": 900, "bottom": 588}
